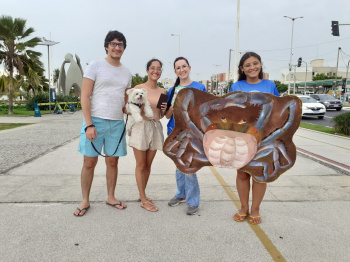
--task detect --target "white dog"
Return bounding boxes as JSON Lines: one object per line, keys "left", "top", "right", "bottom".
{"left": 126, "top": 88, "right": 153, "bottom": 135}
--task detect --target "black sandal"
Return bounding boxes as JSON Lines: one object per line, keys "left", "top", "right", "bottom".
{"left": 74, "top": 205, "right": 90, "bottom": 216}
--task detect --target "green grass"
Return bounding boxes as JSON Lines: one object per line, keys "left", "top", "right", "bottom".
{"left": 0, "top": 108, "right": 50, "bottom": 116}
{"left": 300, "top": 122, "right": 349, "bottom": 137}
{"left": 0, "top": 123, "right": 32, "bottom": 131}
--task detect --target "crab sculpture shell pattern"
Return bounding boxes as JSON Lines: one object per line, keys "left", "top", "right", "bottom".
{"left": 163, "top": 88, "right": 302, "bottom": 183}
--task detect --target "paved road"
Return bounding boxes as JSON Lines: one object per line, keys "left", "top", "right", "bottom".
{"left": 301, "top": 107, "right": 350, "bottom": 127}
{"left": 0, "top": 112, "right": 82, "bottom": 174}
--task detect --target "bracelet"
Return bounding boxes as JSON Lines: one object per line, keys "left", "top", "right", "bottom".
{"left": 84, "top": 124, "right": 95, "bottom": 133}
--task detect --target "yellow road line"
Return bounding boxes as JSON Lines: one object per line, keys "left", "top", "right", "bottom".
{"left": 209, "top": 166, "right": 286, "bottom": 262}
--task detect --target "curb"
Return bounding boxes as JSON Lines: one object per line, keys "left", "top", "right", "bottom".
{"left": 297, "top": 148, "right": 350, "bottom": 176}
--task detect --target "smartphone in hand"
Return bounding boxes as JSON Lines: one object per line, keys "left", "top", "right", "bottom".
{"left": 156, "top": 93, "right": 168, "bottom": 109}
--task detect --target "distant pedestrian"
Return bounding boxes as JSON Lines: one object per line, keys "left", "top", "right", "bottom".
{"left": 165, "top": 57, "right": 206, "bottom": 215}
{"left": 229, "top": 51, "right": 279, "bottom": 224}
{"left": 74, "top": 30, "right": 131, "bottom": 216}
{"left": 128, "top": 58, "right": 167, "bottom": 212}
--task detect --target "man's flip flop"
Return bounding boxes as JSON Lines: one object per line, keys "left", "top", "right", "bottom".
{"left": 106, "top": 201, "right": 127, "bottom": 210}
{"left": 74, "top": 206, "right": 90, "bottom": 217}
{"left": 233, "top": 212, "right": 248, "bottom": 222}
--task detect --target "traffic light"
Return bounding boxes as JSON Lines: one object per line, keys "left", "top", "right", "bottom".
{"left": 331, "top": 21, "right": 339, "bottom": 36}
{"left": 297, "top": 57, "right": 302, "bottom": 67}
{"left": 342, "top": 78, "right": 346, "bottom": 93}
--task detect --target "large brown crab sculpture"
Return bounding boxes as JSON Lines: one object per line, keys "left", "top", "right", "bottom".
{"left": 163, "top": 88, "right": 302, "bottom": 183}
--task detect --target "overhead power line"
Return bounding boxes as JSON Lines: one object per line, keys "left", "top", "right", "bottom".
{"left": 243, "top": 36, "right": 350, "bottom": 52}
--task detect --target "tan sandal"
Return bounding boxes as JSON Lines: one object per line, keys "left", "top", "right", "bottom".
{"left": 233, "top": 212, "right": 248, "bottom": 222}
{"left": 138, "top": 197, "right": 153, "bottom": 204}
{"left": 141, "top": 201, "right": 158, "bottom": 212}
{"left": 249, "top": 215, "right": 262, "bottom": 225}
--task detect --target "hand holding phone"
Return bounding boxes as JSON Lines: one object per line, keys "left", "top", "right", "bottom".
{"left": 157, "top": 93, "right": 168, "bottom": 109}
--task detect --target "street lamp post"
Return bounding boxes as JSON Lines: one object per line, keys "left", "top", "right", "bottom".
{"left": 171, "top": 34, "right": 181, "bottom": 56}
{"left": 284, "top": 16, "right": 303, "bottom": 95}
{"left": 228, "top": 49, "right": 234, "bottom": 85}
{"left": 38, "top": 37, "right": 59, "bottom": 113}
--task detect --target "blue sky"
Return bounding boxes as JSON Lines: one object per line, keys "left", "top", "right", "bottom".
{"left": 1, "top": 0, "right": 350, "bottom": 82}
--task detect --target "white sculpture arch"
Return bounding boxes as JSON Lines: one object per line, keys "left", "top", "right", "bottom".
{"left": 58, "top": 53, "right": 83, "bottom": 96}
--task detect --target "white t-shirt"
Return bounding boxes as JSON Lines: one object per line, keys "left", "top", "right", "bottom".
{"left": 84, "top": 59, "right": 132, "bottom": 120}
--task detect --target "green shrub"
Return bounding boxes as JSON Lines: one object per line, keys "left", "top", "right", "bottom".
{"left": 26, "top": 93, "right": 49, "bottom": 110}
{"left": 332, "top": 112, "right": 350, "bottom": 135}
{"left": 0, "top": 105, "right": 9, "bottom": 111}
{"left": 56, "top": 95, "right": 79, "bottom": 103}
{"left": 26, "top": 93, "right": 78, "bottom": 110}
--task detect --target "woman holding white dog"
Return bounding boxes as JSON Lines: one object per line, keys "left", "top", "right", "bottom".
{"left": 165, "top": 57, "right": 206, "bottom": 215}
{"left": 128, "top": 59, "right": 167, "bottom": 212}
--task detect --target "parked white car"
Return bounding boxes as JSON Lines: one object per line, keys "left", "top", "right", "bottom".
{"left": 296, "top": 95, "right": 326, "bottom": 119}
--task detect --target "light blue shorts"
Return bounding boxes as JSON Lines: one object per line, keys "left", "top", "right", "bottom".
{"left": 78, "top": 116, "right": 127, "bottom": 157}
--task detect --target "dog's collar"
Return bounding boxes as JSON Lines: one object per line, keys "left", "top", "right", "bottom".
{"left": 128, "top": 102, "right": 142, "bottom": 108}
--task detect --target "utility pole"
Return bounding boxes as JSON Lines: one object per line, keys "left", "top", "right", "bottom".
{"left": 234, "top": 0, "right": 240, "bottom": 82}
{"left": 335, "top": 47, "right": 341, "bottom": 95}
{"left": 301, "top": 60, "right": 308, "bottom": 94}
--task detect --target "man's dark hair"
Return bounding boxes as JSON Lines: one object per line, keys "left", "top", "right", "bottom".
{"left": 238, "top": 52, "right": 264, "bottom": 81}
{"left": 104, "top": 30, "right": 127, "bottom": 54}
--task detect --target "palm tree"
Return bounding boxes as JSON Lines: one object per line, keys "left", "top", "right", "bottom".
{"left": 0, "top": 74, "right": 9, "bottom": 93}
{"left": 22, "top": 52, "right": 48, "bottom": 96}
{"left": 53, "top": 68, "right": 60, "bottom": 85}
{"left": 131, "top": 73, "right": 144, "bottom": 88}
{"left": 0, "top": 15, "right": 42, "bottom": 114}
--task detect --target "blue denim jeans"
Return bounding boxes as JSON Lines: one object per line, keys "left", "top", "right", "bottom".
{"left": 175, "top": 169, "right": 200, "bottom": 207}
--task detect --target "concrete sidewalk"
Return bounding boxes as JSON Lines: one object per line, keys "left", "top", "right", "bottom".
{"left": 1, "top": 111, "right": 349, "bottom": 261}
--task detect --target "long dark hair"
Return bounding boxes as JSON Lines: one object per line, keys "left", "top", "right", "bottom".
{"left": 238, "top": 52, "right": 264, "bottom": 81}
{"left": 166, "top": 57, "right": 190, "bottom": 110}
{"left": 146, "top": 58, "right": 163, "bottom": 70}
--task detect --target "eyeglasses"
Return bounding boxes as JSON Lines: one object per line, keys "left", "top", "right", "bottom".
{"left": 175, "top": 65, "right": 189, "bottom": 71}
{"left": 109, "top": 42, "right": 124, "bottom": 48}
{"left": 149, "top": 67, "right": 162, "bottom": 72}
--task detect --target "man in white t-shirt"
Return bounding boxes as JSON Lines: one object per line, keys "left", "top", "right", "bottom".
{"left": 74, "top": 30, "right": 132, "bottom": 216}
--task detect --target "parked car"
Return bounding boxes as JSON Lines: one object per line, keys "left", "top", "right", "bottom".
{"left": 309, "top": 94, "right": 342, "bottom": 111}
{"left": 296, "top": 95, "right": 326, "bottom": 119}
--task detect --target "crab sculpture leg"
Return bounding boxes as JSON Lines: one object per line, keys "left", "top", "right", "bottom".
{"left": 247, "top": 99, "right": 297, "bottom": 181}
{"left": 163, "top": 90, "right": 208, "bottom": 171}
{"left": 248, "top": 140, "right": 293, "bottom": 181}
